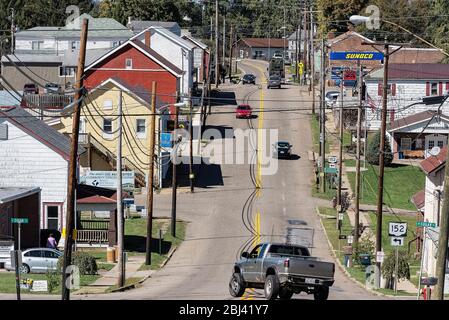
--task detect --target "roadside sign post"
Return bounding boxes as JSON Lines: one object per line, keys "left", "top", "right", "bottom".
{"left": 388, "top": 222, "right": 407, "bottom": 294}
{"left": 13, "top": 250, "right": 21, "bottom": 300}
{"left": 11, "top": 218, "right": 29, "bottom": 251}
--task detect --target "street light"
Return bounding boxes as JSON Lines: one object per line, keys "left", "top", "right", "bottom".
{"left": 349, "top": 15, "right": 449, "bottom": 57}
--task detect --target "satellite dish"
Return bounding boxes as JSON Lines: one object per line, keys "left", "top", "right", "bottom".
{"left": 429, "top": 146, "right": 441, "bottom": 156}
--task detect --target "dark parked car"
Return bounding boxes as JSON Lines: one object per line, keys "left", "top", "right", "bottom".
{"left": 273, "top": 141, "right": 292, "bottom": 159}
{"left": 23, "top": 83, "right": 39, "bottom": 95}
{"left": 242, "top": 74, "right": 256, "bottom": 85}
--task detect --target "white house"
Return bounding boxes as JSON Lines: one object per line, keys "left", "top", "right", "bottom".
{"left": 0, "top": 106, "right": 85, "bottom": 233}
{"left": 181, "top": 35, "right": 210, "bottom": 83}
{"left": 287, "top": 29, "right": 306, "bottom": 62}
{"left": 364, "top": 63, "right": 449, "bottom": 159}
{"left": 132, "top": 27, "right": 195, "bottom": 100}
{"left": 14, "top": 14, "right": 133, "bottom": 55}
{"left": 419, "top": 146, "right": 449, "bottom": 286}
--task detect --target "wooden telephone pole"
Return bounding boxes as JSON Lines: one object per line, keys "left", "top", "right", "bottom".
{"left": 354, "top": 63, "right": 363, "bottom": 249}
{"left": 215, "top": 0, "right": 219, "bottom": 88}
{"left": 61, "top": 18, "right": 89, "bottom": 301}
{"left": 117, "top": 90, "right": 124, "bottom": 288}
{"left": 145, "top": 81, "right": 157, "bottom": 265}
{"left": 171, "top": 106, "right": 179, "bottom": 237}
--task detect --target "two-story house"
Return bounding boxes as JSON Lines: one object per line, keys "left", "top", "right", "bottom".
{"left": 0, "top": 106, "right": 85, "bottom": 234}
{"left": 365, "top": 63, "right": 449, "bottom": 159}
{"left": 132, "top": 27, "right": 195, "bottom": 101}
{"left": 14, "top": 14, "right": 133, "bottom": 55}
{"left": 418, "top": 146, "right": 449, "bottom": 284}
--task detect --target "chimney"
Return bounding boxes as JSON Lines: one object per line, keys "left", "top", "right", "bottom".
{"left": 145, "top": 31, "right": 151, "bottom": 48}
{"left": 128, "top": 16, "right": 132, "bottom": 26}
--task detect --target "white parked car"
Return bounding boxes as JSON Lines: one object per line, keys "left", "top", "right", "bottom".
{"left": 5, "top": 248, "right": 62, "bottom": 274}
{"left": 325, "top": 91, "right": 340, "bottom": 108}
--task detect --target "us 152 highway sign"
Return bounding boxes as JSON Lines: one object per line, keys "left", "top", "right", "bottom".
{"left": 388, "top": 222, "right": 407, "bottom": 237}
{"left": 391, "top": 237, "right": 404, "bottom": 246}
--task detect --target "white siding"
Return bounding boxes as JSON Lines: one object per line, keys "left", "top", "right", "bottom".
{"left": 16, "top": 39, "right": 118, "bottom": 54}
{"left": 422, "top": 170, "right": 444, "bottom": 276}
{"left": 365, "top": 80, "right": 449, "bottom": 131}
{"left": 0, "top": 121, "right": 68, "bottom": 230}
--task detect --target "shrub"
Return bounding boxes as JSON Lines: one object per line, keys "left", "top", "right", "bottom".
{"left": 57, "top": 251, "right": 98, "bottom": 275}
{"left": 352, "top": 231, "right": 375, "bottom": 266}
{"left": 46, "top": 270, "right": 61, "bottom": 293}
{"left": 366, "top": 130, "right": 393, "bottom": 166}
{"left": 381, "top": 250, "right": 410, "bottom": 289}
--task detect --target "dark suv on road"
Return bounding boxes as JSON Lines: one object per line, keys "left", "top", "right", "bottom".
{"left": 242, "top": 74, "right": 256, "bottom": 85}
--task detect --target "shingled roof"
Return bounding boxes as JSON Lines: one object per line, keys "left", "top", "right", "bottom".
{"left": 0, "top": 106, "right": 84, "bottom": 160}
{"left": 419, "top": 145, "right": 448, "bottom": 175}
{"left": 240, "top": 38, "right": 285, "bottom": 48}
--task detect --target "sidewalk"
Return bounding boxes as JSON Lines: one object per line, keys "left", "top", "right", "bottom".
{"left": 73, "top": 255, "right": 154, "bottom": 295}
{"left": 322, "top": 109, "right": 419, "bottom": 294}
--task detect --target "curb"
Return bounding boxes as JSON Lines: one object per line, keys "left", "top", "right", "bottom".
{"left": 109, "top": 243, "right": 179, "bottom": 293}
{"left": 315, "top": 207, "right": 404, "bottom": 299}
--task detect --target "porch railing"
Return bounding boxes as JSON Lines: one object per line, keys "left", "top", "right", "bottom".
{"left": 77, "top": 230, "right": 108, "bottom": 243}
{"left": 79, "top": 219, "right": 109, "bottom": 230}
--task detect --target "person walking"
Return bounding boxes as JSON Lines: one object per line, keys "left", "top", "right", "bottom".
{"left": 47, "top": 233, "right": 58, "bottom": 249}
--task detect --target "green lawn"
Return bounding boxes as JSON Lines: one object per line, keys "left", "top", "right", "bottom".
{"left": 318, "top": 207, "right": 420, "bottom": 294}
{"left": 107, "top": 277, "right": 142, "bottom": 292}
{"left": 0, "top": 273, "right": 99, "bottom": 294}
{"left": 345, "top": 160, "right": 425, "bottom": 210}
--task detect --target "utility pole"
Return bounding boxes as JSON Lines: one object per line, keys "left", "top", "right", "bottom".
{"left": 171, "top": 106, "right": 179, "bottom": 237}
{"left": 354, "top": 62, "right": 363, "bottom": 249}
{"left": 361, "top": 39, "right": 405, "bottom": 287}
{"left": 116, "top": 90, "right": 125, "bottom": 288}
{"left": 189, "top": 91, "right": 194, "bottom": 193}
{"left": 310, "top": 11, "right": 315, "bottom": 114}
{"left": 210, "top": 16, "right": 213, "bottom": 42}
{"left": 61, "top": 18, "right": 88, "bottom": 301}
{"left": 215, "top": 0, "right": 219, "bottom": 88}
{"left": 320, "top": 38, "right": 326, "bottom": 194}
{"left": 228, "top": 25, "right": 233, "bottom": 80}
{"left": 295, "top": 26, "right": 299, "bottom": 79}
{"left": 303, "top": 2, "right": 308, "bottom": 83}
{"left": 222, "top": 16, "right": 226, "bottom": 74}
{"left": 337, "top": 67, "right": 344, "bottom": 208}
{"left": 10, "top": 8, "right": 15, "bottom": 54}
{"left": 435, "top": 152, "right": 449, "bottom": 299}
{"left": 145, "top": 81, "right": 157, "bottom": 265}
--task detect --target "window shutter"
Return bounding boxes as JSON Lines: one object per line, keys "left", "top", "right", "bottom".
{"left": 426, "top": 82, "right": 430, "bottom": 96}
{"left": 446, "top": 82, "right": 449, "bottom": 93}
{"left": 439, "top": 82, "right": 443, "bottom": 95}
{"left": 392, "top": 83, "right": 396, "bottom": 96}
{"left": 0, "top": 124, "right": 8, "bottom": 140}
{"left": 378, "top": 83, "right": 382, "bottom": 96}
{"left": 390, "top": 110, "right": 395, "bottom": 124}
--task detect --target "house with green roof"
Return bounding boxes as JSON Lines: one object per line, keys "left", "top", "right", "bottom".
{"left": 15, "top": 14, "right": 133, "bottom": 55}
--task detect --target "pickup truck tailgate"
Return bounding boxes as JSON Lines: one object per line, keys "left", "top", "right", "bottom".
{"left": 288, "top": 258, "right": 334, "bottom": 279}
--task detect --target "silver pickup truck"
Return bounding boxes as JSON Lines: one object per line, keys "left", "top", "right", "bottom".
{"left": 229, "top": 242, "right": 335, "bottom": 300}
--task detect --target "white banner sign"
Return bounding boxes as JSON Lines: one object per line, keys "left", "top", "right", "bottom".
{"left": 31, "top": 280, "right": 48, "bottom": 292}
{"left": 81, "top": 171, "right": 135, "bottom": 191}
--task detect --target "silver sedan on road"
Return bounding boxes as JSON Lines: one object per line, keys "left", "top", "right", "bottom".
{"left": 5, "top": 248, "right": 62, "bottom": 274}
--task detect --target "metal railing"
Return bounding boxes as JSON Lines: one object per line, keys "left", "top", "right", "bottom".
{"left": 79, "top": 219, "right": 109, "bottom": 230}
{"left": 77, "top": 230, "right": 108, "bottom": 243}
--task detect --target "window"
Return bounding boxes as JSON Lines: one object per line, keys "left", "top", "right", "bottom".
{"left": 47, "top": 206, "right": 59, "bottom": 230}
{"left": 0, "top": 124, "right": 7, "bottom": 140}
{"left": 43, "top": 251, "right": 59, "bottom": 259}
{"left": 431, "top": 82, "right": 438, "bottom": 96}
{"left": 103, "top": 100, "right": 113, "bottom": 110}
{"left": 25, "top": 250, "right": 43, "bottom": 258}
{"left": 59, "top": 66, "right": 76, "bottom": 77}
{"left": 249, "top": 244, "right": 262, "bottom": 259}
{"left": 103, "top": 119, "right": 113, "bottom": 134}
{"left": 438, "top": 140, "right": 444, "bottom": 148}
{"left": 401, "top": 138, "right": 412, "bottom": 151}
{"left": 125, "top": 59, "right": 133, "bottom": 69}
{"left": 71, "top": 41, "right": 80, "bottom": 50}
{"left": 31, "top": 41, "right": 44, "bottom": 50}
{"left": 112, "top": 41, "right": 121, "bottom": 48}
{"left": 136, "top": 119, "right": 146, "bottom": 138}
{"left": 428, "top": 140, "right": 435, "bottom": 149}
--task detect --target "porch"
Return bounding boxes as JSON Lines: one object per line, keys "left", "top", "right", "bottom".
{"left": 390, "top": 132, "right": 448, "bottom": 160}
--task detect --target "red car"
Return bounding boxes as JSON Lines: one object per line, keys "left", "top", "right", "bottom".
{"left": 236, "top": 104, "right": 252, "bottom": 119}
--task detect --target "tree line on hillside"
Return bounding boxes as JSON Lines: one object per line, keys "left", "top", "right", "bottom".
{"left": 0, "top": 0, "right": 448, "bottom": 55}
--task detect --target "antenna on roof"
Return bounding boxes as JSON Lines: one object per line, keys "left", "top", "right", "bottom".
{"left": 429, "top": 146, "right": 441, "bottom": 157}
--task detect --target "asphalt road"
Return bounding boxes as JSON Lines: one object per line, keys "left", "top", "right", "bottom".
{"left": 88, "top": 59, "right": 383, "bottom": 300}
{"left": 0, "top": 60, "right": 384, "bottom": 301}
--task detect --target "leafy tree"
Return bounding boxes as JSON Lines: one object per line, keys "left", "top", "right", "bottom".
{"left": 381, "top": 250, "right": 410, "bottom": 289}
{"left": 366, "top": 130, "right": 393, "bottom": 166}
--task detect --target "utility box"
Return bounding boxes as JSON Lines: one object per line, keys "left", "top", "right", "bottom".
{"left": 359, "top": 253, "right": 371, "bottom": 266}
